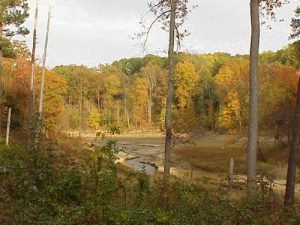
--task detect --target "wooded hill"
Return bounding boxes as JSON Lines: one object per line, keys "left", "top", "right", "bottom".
{"left": 2, "top": 41, "right": 299, "bottom": 139}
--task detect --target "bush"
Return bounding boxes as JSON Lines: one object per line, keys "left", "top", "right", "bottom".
{"left": 108, "top": 125, "right": 121, "bottom": 135}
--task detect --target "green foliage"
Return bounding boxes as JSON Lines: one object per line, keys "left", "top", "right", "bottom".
{"left": 0, "top": 140, "right": 299, "bottom": 224}
{"left": 108, "top": 125, "right": 121, "bottom": 135}
{"left": 0, "top": 0, "right": 29, "bottom": 37}
{"left": 0, "top": 38, "right": 16, "bottom": 58}
{"left": 291, "top": 6, "right": 300, "bottom": 40}
{"left": 69, "top": 112, "right": 80, "bottom": 130}
{"left": 112, "top": 54, "right": 167, "bottom": 77}
{"left": 288, "top": 214, "right": 300, "bottom": 225}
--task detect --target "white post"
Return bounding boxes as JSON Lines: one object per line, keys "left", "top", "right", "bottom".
{"left": 6, "top": 107, "right": 12, "bottom": 145}
{"left": 228, "top": 157, "right": 234, "bottom": 186}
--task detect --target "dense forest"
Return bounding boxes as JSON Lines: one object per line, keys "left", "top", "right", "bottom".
{"left": 0, "top": 0, "right": 300, "bottom": 224}
{"left": 3, "top": 42, "right": 299, "bottom": 139}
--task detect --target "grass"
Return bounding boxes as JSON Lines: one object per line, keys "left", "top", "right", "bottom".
{"left": 174, "top": 143, "right": 299, "bottom": 181}
{"left": 173, "top": 144, "right": 300, "bottom": 203}
{"left": 174, "top": 145, "right": 246, "bottom": 174}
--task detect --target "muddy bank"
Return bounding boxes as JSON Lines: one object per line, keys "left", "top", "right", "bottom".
{"left": 89, "top": 134, "right": 300, "bottom": 195}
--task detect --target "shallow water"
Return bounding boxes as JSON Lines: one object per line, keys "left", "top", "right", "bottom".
{"left": 124, "top": 158, "right": 156, "bottom": 175}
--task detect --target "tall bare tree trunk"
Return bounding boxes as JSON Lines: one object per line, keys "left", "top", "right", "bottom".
{"left": 97, "top": 85, "right": 100, "bottom": 113}
{"left": 124, "top": 79, "right": 130, "bottom": 128}
{"left": 148, "top": 85, "right": 152, "bottom": 124}
{"left": 5, "top": 107, "right": 11, "bottom": 145}
{"left": 78, "top": 76, "right": 83, "bottom": 136}
{"left": 117, "top": 100, "right": 120, "bottom": 125}
{"left": 35, "top": 7, "right": 50, "bottom": 146}
{"left": 28, "top": 1, "right": 38, "bottom": 119}
{"left": 163, "top": 0, "right": 176, "bottom": 189}
{"left": 38, "top": 7, "right": 51, "bottom": 118}
{"left": 247, "top": 0, "right": 260, "bottom": 200}
{"left": 28, "top": 1, "right": 38, "bottom": 140}
{"left": 0, "top": 22, "right": 3, "bottom": 132}
{"left": 284, "top": 77, "right": 300, "bottom": 206}
{"left": 125, "top": 96, "right": 130, "bottom": 129}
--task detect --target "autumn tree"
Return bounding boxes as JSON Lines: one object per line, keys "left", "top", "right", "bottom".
{"left": 88, "top": 107, "right": 101, "bottom": 130}
{"left": 37, "top": 70, "right": 67, "bottom": 136}
{"left": 132, "top": 76, "right": 148, "bottom": 129}
{"left": 215, "top": 59, "right": 248, "bottom": 132}
{"left": 3, "top": 56, "right": 30, "bottom": 128}
{"left": 176, "top": 53, "right": 231, "bottom": 130}
{"left": 174, "top": 61, "right": 197, "bottom": 109}
{"left": 53, "top": 65, "right": 99, "bottom": 132}
{"left": 139, "top": 62, "right": 167, "bottom": 124}
{"left": 172, "top": 61, "right": 199, "bottom": 133}
{"left": 260, "top": 41, "right": 300, "bottom": 69}
{"left": 2, "top": 56, "right": 66, "bottom": 135}
{"left": 99, "top": 65, "right": 122, "bottom": 127}
{"left": 0, "top": 0, "right": 29, "bottom": 130}
{"left": 259, "top": 63, "right": 298, "bottom": 142}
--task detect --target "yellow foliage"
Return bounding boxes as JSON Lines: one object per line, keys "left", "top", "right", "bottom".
{"left": 215, "top": 59, "right": 248, "bottom": 130}
{"left": 174, "top": 61, "right": 197, "bottom": 109}
{"left": 88, "top": 108, "right": 101, "bottom": 129}
{"left": 132, "top": 77, "right": 149, "bottom": 126}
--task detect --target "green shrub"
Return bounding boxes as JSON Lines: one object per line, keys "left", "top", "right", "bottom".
{"left": 0, "top": 140, "right": 299, "bottom": 225}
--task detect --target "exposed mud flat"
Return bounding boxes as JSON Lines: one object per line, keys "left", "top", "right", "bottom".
{"left": 89, "top": 133, "right": 300, "bottom": 195}
{"left": 90, "top": 133, "right": 222, "bottom": 176}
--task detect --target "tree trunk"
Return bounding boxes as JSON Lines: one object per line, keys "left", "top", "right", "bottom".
{"left": 35, "top": 7, "right": 51, "bottom": 146}
{"left": 97, "top": 86, "right": 100, "bottom": 113}
{"left": 117, "top": 100, "right": 120, "bottom": 126}
{"left": 28, "top": 1, "right": 38, "bottom": 140}
{"left": 38, "top": 8, "right": 51, "bottom": 117}
{"left": 148, "top": 85, "right": 152, "bottom": 124}
{"left": 109, "top": 108, "right": 112, "bottom": 125}
{"left": 284, "top": 77, "right": 300, "bottom": 206}
{"left": 163, "top": 0, "right": 176, "bottom": 189}
{"left": 79, "top": 76, "right": 83, "bottom": 136}
{"left": 5, "top": 107, "right": 11, "bottom": 145}
{"left": 124, "top": 80, "right": 130, "bottom": 128}
{"left": 0, "top": 22, "right": 3, "bottom": 132}
{"left": 29, "top": 1, "right": 38, "bottom": 116}
{"left": 247, "top": 0, "right": 260, "bottom": 200}
{"left": 127, "top": 111, "right": 130, "bottom": 128}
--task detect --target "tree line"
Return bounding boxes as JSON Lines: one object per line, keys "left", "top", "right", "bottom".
{"left": 2, "top": 40, "right": 299, "bottom": 147}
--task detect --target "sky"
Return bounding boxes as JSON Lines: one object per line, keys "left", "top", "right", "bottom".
{"left": 21, "top": 0, "right": 300, "bottom": 68}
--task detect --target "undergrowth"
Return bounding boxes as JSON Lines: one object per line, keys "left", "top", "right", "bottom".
{"left": 0, "top": 139, "right": 299, "bottom": 225}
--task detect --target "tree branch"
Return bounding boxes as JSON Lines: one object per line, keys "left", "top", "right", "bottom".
{"left": 143, "top": 10, "right": 171, "bottom": 52}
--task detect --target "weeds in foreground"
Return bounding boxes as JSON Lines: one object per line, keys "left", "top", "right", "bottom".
{"left": 0, "top": 140, "right": 299, "bottom": 224}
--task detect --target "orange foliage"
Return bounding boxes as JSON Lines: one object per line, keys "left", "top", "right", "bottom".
{"left": 2, "top": 56, "right": 67, "bottom": 132}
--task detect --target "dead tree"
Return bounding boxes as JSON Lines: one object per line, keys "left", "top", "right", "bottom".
{"left": 28, "top": 0, "right": 39, "bottom": 140}
{"left": 284, "top": 77, "right": 300, "bottom": 205}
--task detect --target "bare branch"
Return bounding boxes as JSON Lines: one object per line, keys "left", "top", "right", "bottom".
{"left": 175, "top": 25, "right": 181, "bottom": 50}
{"left": 142, "top": 10, "right": 171, "bottom": 52}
